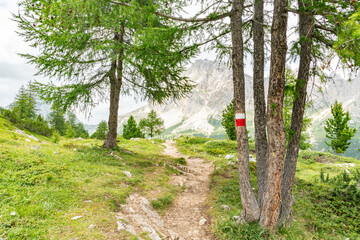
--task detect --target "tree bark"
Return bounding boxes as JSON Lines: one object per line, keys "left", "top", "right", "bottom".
{"left": 278, "top": 1, "right": 313, "bottom": 227}
{"left": 231, "top": 0, "right": 260, "bottom": 223}
{"left": 259, "top": 0, "right": 288, "bottom": 228}
{"left": 253, "top": 0, "right": 268, "bottom": 208}
{"left": 103, "top": 29, "right": 124, "bottom": 149}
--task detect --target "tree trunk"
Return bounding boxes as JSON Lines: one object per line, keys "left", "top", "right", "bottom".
{"left": 103, "top": 29, "right": 124, "bottom": 149}
{"left": 231, "top": 0, "right": 260, "bottom": 223}
{"left": 278, "top": 2, "right": 313, "bottom": 227}
{"left": 259, "top": 0, "right": 288, "bottom": 228}
{"left": 253, "top": 0, "right": 268, "bottom": 208}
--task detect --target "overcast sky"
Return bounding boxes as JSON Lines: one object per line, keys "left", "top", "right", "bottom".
{"left": 0, "top": 1, "right": 299, "bottom": 125}
{"left": 0, "top": 0, "right": 223, "bottom": 124}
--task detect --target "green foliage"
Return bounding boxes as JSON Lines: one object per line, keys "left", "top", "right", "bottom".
{"left": 284, "top": 69, "right": 312, "bottom": 150}
{"left": 122, "top": 115, "right": 144, "bottom": 140}
{"left": 10, "top": 84, "right": 37, "bottom": 120}
{"left": 52, "top": 131, "right": 60, "bottom": 143}
{"left": 15, "top": 0, "right": 196, "bottom": 113}
{"left": 91, "top": 121, "right": 108, "bottom": 140}
{"left": 139, "top": 110, "right": 164, "bottom": 138}
{"left": 221, "top": 100, "right": 253, "bottom": 142}
{"left": 150, "top": 193, "right": 175, "bottom": 212}
{"left": 324, "top": 100, "right": 357, "bottom": 154}
{"left": 0, "top": 108, "right": 52, "bottom": 138}
{"left": 0, "top": 117, "right": 182, "bottom": 239}
{"left": 335, "top": 8, "right": 360, "bottom": 69}
{"left": 65, "top": 122, "right": 76, "bottom": 138}
{"left": 296, "top": 170, "right": 360, "bottom": 238}
{"left": 48, "top": 109, "right": 66, "bottom": 136}
{"left": 74, "top": 122, "right": 89, "bottom": 138}
{"left": 221, "top": 100, "right": 236, "bottom": 140}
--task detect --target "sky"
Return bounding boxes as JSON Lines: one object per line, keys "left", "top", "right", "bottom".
{"left": 0, "top": 0, "right": 222, "bottom": 124}
{"left": 0, "top": 0, "right": 298, "bottom": 125}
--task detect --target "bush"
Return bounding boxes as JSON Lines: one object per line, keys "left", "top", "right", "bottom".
{"left": 187, "top": 137, "right": 209, "bottom": 145}
{"left": 0, "top": 109, "right": 53, "bottom": 137}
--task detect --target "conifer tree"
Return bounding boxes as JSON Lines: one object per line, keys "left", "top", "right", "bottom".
{"left": 139, "top": 110, "right": 164, "bottom": 138}
{"left": 123, "top": 116, "right": 143, "bottom": 140}
{"left": 221, "top": 100, "right": 236, "bottom": 141}
{"left": 65, "top": 122, "right": 76, "bottom": 138}
{"left": 91, "top": 121, "right": 108, "bottom": 140}
{"left": 11, "top": 85, "right": 37, "bottom": 119}
{"left": 48, "top": 109, "right": 66, "bottom": 136}
{"left": 324, "top": 100, "right": 357, "bottom": 154}
{"left": 15, "top": 0, "right": 195, "bottom": 149}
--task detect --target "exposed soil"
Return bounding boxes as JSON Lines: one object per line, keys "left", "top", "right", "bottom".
{"left": 116, "top": 140, "right": 215, "bottom": 240}
{"left": 162, "top": 140, "right": 215, "bottom": 240}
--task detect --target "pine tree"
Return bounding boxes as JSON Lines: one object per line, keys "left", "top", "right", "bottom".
{"left": 65, "top": 122, "right": 76, "bottom": 138}
{"left": 48, "top": 109, "right": 66, "bottom": 136}
{"left": 11, "top": 85, "right": 37, "bottom": 119}
{"left": 324, "top": 100, "right": 357, "bottom": 154}
{"left": 139, "top": 110, "right": 164, "bottom": 138}
{"left": 75, "top": 123, "right": 89, "bottom": 138}
{"left": 221, "top": 100, "right": 236, "bottom": 140}
{"left": 123, "top": 116, "right": 144, "bottom": 140}
{"left": 91, "top": 121, "right": 108, "bottom": 140}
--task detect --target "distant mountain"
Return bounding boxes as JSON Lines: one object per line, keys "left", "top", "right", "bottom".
{"left": 118, "top": 59, "right": 360, "bottom": 159}
{"left": 118, "top": 59, "right": 255, "bottom": 139}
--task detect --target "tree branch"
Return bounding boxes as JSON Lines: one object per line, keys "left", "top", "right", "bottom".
{"left": 110, "top": 0, "right": 231, "bottom": 22}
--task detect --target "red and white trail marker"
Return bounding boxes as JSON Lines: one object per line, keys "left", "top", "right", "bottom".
{"left": 235, "top": 113, "right": 246, "bottom": 127}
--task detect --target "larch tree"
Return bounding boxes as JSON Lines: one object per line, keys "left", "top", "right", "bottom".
{"left": 15, "top": 0, "right": 195, "bottom": 149}
{"left": 279, "top": 0, "right": 360, "bottom": 227}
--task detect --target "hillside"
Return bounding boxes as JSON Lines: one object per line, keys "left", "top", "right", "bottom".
{"left": 118, "top": 60, "right": 255, "bottom": 139}
{"left": 1, "top": 117, "right": 360, "bottom": 239}
{"left": 118, "top": 60, "right": 360, "bottom": 159}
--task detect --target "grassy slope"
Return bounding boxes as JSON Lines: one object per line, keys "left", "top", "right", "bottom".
{"left": 0, "top": 117, "right": 182, "bottom": 240}
{"left": 175, "top": 137, "right": 360, "bottom": 240}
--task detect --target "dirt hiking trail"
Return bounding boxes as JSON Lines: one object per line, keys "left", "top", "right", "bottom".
{"left": 116, "top": 140, "right": 215, "bottom": 240}
{"left": 162, "top": 140, "right": 215, "bottom": 240}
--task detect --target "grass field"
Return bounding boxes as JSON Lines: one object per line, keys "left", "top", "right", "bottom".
{"left": 175, "top": 136, "right": 360, "bottom": 240}
{"left": 0, "top": 117, "right": 182, "bottom": 239}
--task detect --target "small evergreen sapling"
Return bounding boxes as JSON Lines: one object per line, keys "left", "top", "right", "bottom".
{"left": 123, "top": 116, "right": 144, "bottom": 140}
{"left": 91, "top": 121, "right": 108, "bottom": 140}
{"left": 324, "top": 100, "right": 357, "bottom": 154}
{"left": 221, "top": 100, "right": 236, "bottom": 140}
{"left": 139, "top": 110, "right": 164, "bottom": 138}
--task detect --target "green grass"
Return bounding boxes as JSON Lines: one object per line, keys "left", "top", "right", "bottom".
{"left": 175, "top": 136, "right": 360, "bottom": 240}
{"left": 0, "top": 117, "right": 182, "bottom": 239}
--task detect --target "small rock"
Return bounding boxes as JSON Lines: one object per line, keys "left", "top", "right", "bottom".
{"left": 221, "top": 205, "right": 231, "bottom": 211}
{"left": 25, "top": 139, "right": 30, "bottom": 142}
{"left": 73, "top": 149, "right": 77, "bottom": 151}
{"left": 122, "top": 171, "right": 133, "bottom": 178}
{"left": 10, "top": 211, "right": 16, "bottom": 216}
{"left": 151, "top": 141, "right": 154, "bottom": 144}
{"left": 225, "top": 154, "right": 235, "bottom": 160}
{"left": 227, "top": 161, "right": 236, "bottom": 166}
{"left": 53, "top": 151, "right": 59, "bottom": 154}
{"left": 84, "top": 200, "right": 92, "bottom": 203}
{"left": 199, "top": 218, "right": 207, "bottom": 225}
{"left": 88, "top": 224, "right": 96, "bottom": 229}
{"left": 71, "top": 216, "right": 82, "bottom": 220}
